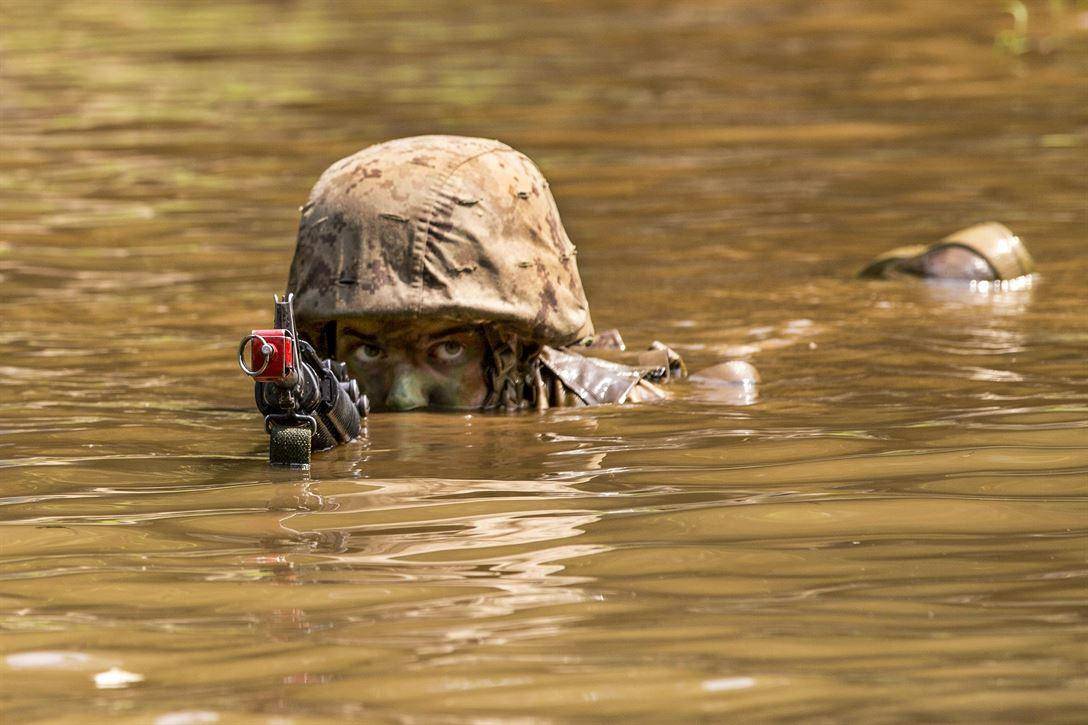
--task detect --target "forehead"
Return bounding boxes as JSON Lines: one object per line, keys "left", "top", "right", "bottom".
{"left": 338, "top": 318, "right": 482, "bottom": 343}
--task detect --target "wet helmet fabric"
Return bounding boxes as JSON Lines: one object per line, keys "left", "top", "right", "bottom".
{"left": 287, "top": 135, "right": 594, "bottom": 353}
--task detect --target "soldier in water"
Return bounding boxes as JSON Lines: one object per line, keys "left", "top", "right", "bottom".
{"left": 286, "top": 135, "right": 750, "bottom": 412}
{"left": 284, "top": 135, "right": 1032, "bottom": 414}
{"left": 858, "top": 221, "right": 1034, "bottom": 282}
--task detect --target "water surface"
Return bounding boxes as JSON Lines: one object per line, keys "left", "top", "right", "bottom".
{"left": 2, "top": 1, "right": 1086, "bottom": 721}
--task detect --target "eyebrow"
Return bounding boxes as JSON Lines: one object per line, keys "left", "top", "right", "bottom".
{"left": 339, "top": 325, "right": 480, "bottom": 344}
{"left": 426, "top": 325, "right": 479, "bottom": 340}
{"left": 339, "top": 328, "right": 379, "bottom": 342}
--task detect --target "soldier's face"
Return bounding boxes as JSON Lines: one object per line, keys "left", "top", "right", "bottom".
{"left": 336, "top": 319, "right": 489, "bottom": 411}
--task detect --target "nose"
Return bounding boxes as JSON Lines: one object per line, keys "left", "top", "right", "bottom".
{"left": 384, "top": 365, "right": 429, "bottom": 411}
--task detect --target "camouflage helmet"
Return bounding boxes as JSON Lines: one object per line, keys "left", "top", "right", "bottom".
{"left": 858, "top": 222, "right": 1034, "bottom": 280}
{"left": 286, "top": 135, "right": 594, "bottom": 354}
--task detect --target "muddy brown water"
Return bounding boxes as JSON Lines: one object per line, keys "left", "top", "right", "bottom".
{"left": 2, "top": 1, "right": 1087, "bottom": 722}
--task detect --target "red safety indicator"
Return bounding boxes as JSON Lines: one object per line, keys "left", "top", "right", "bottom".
{"left": 238, "top": 329, "right": 294, "bottom": 382}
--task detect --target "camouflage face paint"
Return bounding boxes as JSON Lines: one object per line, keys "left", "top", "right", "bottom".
{"left": 336, "top": 319, "right": 489, "bottom": 411}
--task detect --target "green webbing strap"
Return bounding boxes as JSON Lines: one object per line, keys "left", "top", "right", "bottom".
{"left": 269, "top": 423, "right": 312, "bottom": 467}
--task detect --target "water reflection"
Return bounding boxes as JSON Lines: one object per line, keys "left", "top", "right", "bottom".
{"left": 2, "top": 0, "right": 1086, "bottom": 721}
{"left": 923, "top": 275, "right": 1036, "bottom": 315}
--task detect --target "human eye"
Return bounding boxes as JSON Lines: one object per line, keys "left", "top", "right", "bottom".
{"left": 355, "top": 342, "right": 384, "bottom": 362}
{"left": 431, "top": 340, "right": 465, "bottom": 362}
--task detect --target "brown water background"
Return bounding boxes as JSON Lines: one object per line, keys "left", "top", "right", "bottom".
{"left": 2, "top": 1, "right": 1087, "bottom": 722}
